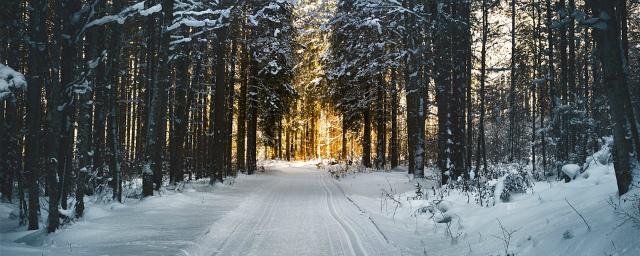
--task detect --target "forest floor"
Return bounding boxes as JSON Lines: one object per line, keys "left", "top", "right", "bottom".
{"left": 1, "top": 160, "right": 639, "bottom": 255}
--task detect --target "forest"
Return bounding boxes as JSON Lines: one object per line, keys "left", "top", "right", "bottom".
{"left": 1, "top": 0, "right": 639, "bottom": 255}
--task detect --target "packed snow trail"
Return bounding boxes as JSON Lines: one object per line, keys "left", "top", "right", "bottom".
{"left": 0, "top": 163, "right": 398, "bottom": 255}
{"left": 186, "top": 165, "right": 399, "bottom": 256}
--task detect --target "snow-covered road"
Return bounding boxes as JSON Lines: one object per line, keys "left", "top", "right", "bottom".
{"left": 186, "top": 166, "right": 399, "bottom": 256}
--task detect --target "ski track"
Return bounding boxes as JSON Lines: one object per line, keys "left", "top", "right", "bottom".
{"left": 185, "top": 166, "right": 397, "bottom": 256}
{"left": 319, "top": 172, "right": 366, "bottom": 256}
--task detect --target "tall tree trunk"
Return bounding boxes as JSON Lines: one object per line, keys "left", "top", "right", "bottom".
{"left": 390, "top": 69, "right": 399, "bottom": 168}
{"left": 375, "top": 77, "right": 386, "bottom": 169}
{"left": 226, "top": 37, "right": 237, "bottom": 177}
{"left": 475, "top": 0, "right": 489, "bottom": 179}
{"left": 44, "top": 0, "right": 71, "bottom": 232}
{"left": 212, "top": 24, "right": 228, "bottom": 184}
{"left": 558, "top": 0, "right": 569, "bottom": 168}
{"left": 142, "top": 0, "right": 161, "bottom": 197}
{"left": 451, "top": 0, "right": 470, "bottom": 180}
{"left": 236, "top": 34, "right": 248, "bottom": 172}
{"left": 58, "top": 0, "right": 82, "bottom": 214}
{"left": 435, "top": 1, "right": 452, "bottom": 183}
{"left": 170, "top": 44, "right": 191, "bottom": 184}
{"left": 151, "top": 0, "right": 174, "bottom": 190}
{"left": 405, "top": 0, "right": 425, "bottom": 178}
{"left": 509, "top": 0, "right": 517, "bottom": 162}
{"left": 362, "top": 108, "right": 372, "bottom": 168}
{"left": 587, "top": 0, "right": 635, "bottom": 195}
{"left": 108, "top": 0, "right": 124, "bottom": 202}
{"left": 246, "top": 68, "right": 258, "bottom": 175}
{"left": 568, "top": 0, "right": 577, "bottom": 161}
{"left": 26, "top": 0, "right": 47, "bottom": 230}
{"left": 341, "top": 114, "right": 347, "bottom": 161}
{"left": 76, "top": 0, "right": 106, "bottom": 216}
{"left": 403, "top": 0, "right": 414, "bottom": 174}
{"left": 544, "top": 0, "right": 556, "bottom": 172}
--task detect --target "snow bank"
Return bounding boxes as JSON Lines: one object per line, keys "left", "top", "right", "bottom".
{"left": 337, "top": 159, "right": 640, "bottom": 255}
{"left": 0, "top": 174, "right": 264, "bottom": 255}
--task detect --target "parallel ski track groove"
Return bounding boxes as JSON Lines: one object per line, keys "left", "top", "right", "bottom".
{"left": 320, "top": 173, "right": 368, "bottom": 256}
{"left": 212, "top": 178, "right": 282, "bottom": 256}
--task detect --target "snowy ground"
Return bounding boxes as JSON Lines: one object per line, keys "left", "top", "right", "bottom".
{"left": 1, "top": 160, "right": 639, "bottom": 255}
{"left": 0, "top": 174, "right": 268, "bottom": 255}
{"left": 337, "top": 164, "right": 640, "bottom": 256}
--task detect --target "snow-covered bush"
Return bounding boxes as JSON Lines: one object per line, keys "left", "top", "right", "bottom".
{"left": 498, "top": 167, "right": 533, "bottom": 202}
{"left": 326, "top": 163, "right": 349, "bottom": 179}
{"left": 413, "top": 199, "right": 463, "bottom": 244}
{"left": 610, "top": 188, "right": 640, "bottom": 230}
{"left": 0, "top": 64, "right": 27, "bottom": 101}
{"left": 582, "top": 137, "right": 613, "bottom": 175}
{"left": 473, "top": 163, "right": 533, "bottom": 205}
{"left": 326, "top": 161, "right": 372, "bottom": 179}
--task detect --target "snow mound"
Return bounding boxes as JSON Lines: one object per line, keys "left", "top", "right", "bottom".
{"left": 562, "top": 164, "right": 582, "bottom": 180}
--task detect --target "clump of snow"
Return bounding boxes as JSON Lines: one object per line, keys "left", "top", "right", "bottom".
{"left": 139, "top": 4, "right": 161, "bottom": 17}
{"left": 562, "top": 164, "right": 582, "bottom": 180}
{"left": 0, "top": 64, "right": 27, "bottom": 101}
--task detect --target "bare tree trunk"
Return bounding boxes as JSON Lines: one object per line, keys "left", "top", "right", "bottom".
{"left": 226, "top": 37, "right": 237, "bottom": 177}
{"left": 475, "top": 0, "right": 489, "bottom": 179}
{"left": 246, "top": 68, "right": 258, "bottom": 175}
{"left": 107, "top": 0, "right": 124, "bottom": 202}
{"left": 509, "top": 0, "right": 517, "bottom": 162}
{"left": 390, "top": 69, "right": 399, "bottom": 168}
{"left": 375, "top": 77, "right": 386, "bottom": 169}
{"left": 544, "top": 0, "right": 556, "bottom": 173}
{"left": 341, "top": 115, "right": 347, "bottom": 161}
{"left": 170, "top": 43, "right": 191, "bottom": 184}
{"left": 26, "top": 0, "right": 46, "bottom": 230}
{"left": 362, "top": 108, "right": 372, "bottom": 168}
{"left": 236, "top": 39, "right": 248, "bottom": 172}
{"left": 405, "top": 0, "right": 425, "bottom": 178}
{"left": 212, "top": 24, "right": 228, "bottom": 184}
{"left": 558, "top": 0, "right": 569, "bottom": 169}
{"left": 142, "top": 0, "right": 161, "bottom": 197}
{"left": 435, "top": 1, "right": 452, "bottom": 182}
{"left": 587, "top": 0, "right": 635, "bottom": 195}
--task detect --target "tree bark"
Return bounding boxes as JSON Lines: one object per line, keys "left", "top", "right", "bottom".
{"left": 587, "top": 0, "right": 635, "bottom": 195}
{"left": 107, "top": 0, "right": 124, "bottom": 202}
{"left": 26, "top": 0, "right": 47, "bottom": 230}
{"left": 170, "top": 43, "right": 191, "bottom": 184}
{"left": 246, "top": 68, "right": 258, "bottom": 175}
{"left": 375, "top": 77, "right": 386, "bottom": 169}
{"left": 236, "top": 34, "right": 248, "bottom": 172}
{"left": 390, "top": 69, "right": 399, "bottom": 168}
{"left": 142, "top": 0, "right": 161, "bottom": 197}
{"left": 362, "top": 108, "right": 372, "bottom": 168}
{"left": 212, "top": 24, "right": 228, "bottom": 184}
{"left": 475, "top": 0, "right": 489, "bottom": 178}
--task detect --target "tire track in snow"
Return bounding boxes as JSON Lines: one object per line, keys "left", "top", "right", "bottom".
{"left": 320, "top": 172, "right": 368, "bottom": 256}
